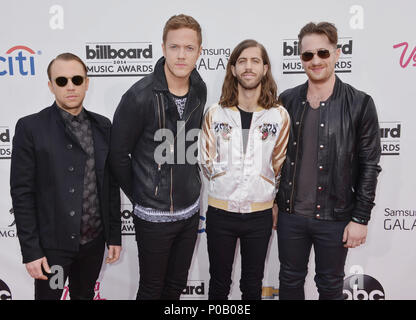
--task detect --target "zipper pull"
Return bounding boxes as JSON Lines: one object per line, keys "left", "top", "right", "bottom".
{"left": 155, "top": 164, "right": 162, "bottom": 196}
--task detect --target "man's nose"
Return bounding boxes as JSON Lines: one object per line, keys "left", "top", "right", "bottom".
{"left": 178, "top": 47, "right": 186, "bottom": 58}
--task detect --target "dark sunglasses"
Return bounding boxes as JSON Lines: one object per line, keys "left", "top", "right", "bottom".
{"left": 300, "top": 49, "right": 332, "bottom": 62}
{"left": 54, "top": 75, "right": 85, "bottom": 87}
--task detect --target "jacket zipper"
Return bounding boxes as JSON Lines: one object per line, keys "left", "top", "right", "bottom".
{"left": 170, "top": 167, "right": 173, "bottom": 212}
{"left": 159, "top": 93, "right": 202, "bottom": 213}
{"left": 154, "top": 94, "right": 163, "bottom": 196}
{"left": 289, "top": 102, "right": 307, "bottom": 211}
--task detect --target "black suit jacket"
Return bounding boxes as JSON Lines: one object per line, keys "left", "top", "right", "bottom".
{"left": 10, "top": 103, "right": 121, "bottom": 264}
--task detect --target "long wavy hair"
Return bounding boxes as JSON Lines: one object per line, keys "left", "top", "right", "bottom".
{"left": 219, "top": 39, "right": 279, "bottom": 109}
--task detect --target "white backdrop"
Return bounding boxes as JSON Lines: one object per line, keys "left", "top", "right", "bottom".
{"left": 1, "top": 0, "right": 415, "bottom": 300}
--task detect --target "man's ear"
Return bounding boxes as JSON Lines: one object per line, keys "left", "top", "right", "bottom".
{"left": 162, "top": 42, "right": 166, "bottom": 58}
{"left": 263, "top": 64, "right": 269, "bottom": 76}
{"left": 48, "top": 80, "right": 54, "bottom": 94}
{"left": 231, "top": 65, "right": 236, "bottom": 77}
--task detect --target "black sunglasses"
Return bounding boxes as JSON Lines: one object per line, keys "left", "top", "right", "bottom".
{"left": 54, "top": 75, "right": 85, "bottom": 87}
{"left": 300, "top": 49, "right": 333, "bottom": 62}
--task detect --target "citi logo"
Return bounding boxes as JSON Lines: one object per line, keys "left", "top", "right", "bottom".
{"left": 86, "top": 44, "right": 152, "bottom": 60}
{"left": 0, "top": 45, "right": 40, "bottom": 76}
{"left": 393, "top": 42, "right": 416, "bottom": 68}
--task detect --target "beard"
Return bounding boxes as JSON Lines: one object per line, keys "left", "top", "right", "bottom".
{"left": 236, "top": 73, "right": 263, "bottom": 90}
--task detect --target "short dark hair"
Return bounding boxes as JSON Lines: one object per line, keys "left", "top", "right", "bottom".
{"left": 298, "top": 22, "right": 338, "bottom": 50}
{"left": 163, "top": 14, "right": 202, "bottom": 46}
{"left": 47, "top": 52, "right": 88, "bottom": 80}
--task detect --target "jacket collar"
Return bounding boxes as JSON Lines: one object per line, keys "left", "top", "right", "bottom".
{"left": 299, "top": 75, "right": 343, "bottom": 101}
{"left": 52, "top": 101, "right": 110, "bottom": 129}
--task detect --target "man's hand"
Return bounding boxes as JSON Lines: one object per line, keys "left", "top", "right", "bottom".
{"left": 343, "top": 221, "right": 368, "bottom": 248}
{"left": 272, "top": 204, "right": 278, "bottom": 230}
{"left": 106, "top": 245, "right": 122, "bottom": 264}
{"left": 25, "top": 257, "right": 51, "bottom": 280}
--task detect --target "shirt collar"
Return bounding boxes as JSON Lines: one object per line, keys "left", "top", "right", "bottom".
{"left": 58, "top": 105, "right": 87, "bottom": 123}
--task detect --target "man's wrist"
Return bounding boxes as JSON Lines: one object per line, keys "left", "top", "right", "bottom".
{"left": 351, "top": 216, "right": 368, "bottom": 225}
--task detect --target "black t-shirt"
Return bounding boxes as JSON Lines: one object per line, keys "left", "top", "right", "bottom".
{"left": 237, "top": 106, "right": 253, "bottom": 153}
{"left": 294, "top": 104, "right": 319, "bottom": 217}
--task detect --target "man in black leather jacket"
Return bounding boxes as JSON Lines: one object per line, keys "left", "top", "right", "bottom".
{"left": 276, "top": 22, "right": 381, "bottom": 300}
{"left": 109, "top": 14, "right": 206, "bottom": 299}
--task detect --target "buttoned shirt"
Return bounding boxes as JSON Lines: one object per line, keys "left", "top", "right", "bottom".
{"left": 59, "top": 107, "right": 102, "bottom": 244}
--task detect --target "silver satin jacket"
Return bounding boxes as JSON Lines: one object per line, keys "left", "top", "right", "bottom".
{"left": 199, "top": 103, "right": 290, "bottom": 213}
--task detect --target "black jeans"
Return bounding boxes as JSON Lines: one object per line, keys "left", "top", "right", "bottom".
{"left": 277, "top": 211, "right": 349, "bottom": 300}
{"left": 34, "top": 233, "right": 105, "bottom": 300}
{"left": 206, "top": 206, "right": 273, "bottom": 300}
{"left": 133, "top": 212, "right": 199, "bottom": 300}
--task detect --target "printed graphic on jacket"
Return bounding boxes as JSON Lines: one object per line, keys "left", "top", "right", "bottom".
{"left": 258, "top": 123, "right": 279, "bottom": 141}
{"left": 213, "top": 122, "right": 232, "bottom": 140}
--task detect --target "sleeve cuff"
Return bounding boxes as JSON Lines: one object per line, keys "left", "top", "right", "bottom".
{"left": 351, "top": 216, "right": 369, "bottom": 225}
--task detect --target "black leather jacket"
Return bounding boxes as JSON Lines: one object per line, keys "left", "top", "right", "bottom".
{"left": 110, "top": 57, "right": 207, "bottom": 211}
{"left": 277, "top": 76, "right": 381, "bottom": 222}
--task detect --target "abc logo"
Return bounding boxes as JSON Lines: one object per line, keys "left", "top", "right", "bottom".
{"left": 0, "top": 279, "right": 12, "bottom": 300}
{"left": 343, "top": 274, "right": 385, "bottom": 300}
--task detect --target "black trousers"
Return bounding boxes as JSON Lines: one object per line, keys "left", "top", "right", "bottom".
{"left": 206, "top": 206, "right": 273, "bottom": 300}
{"left": 133, "top": 212, "right": 199, "bottom": 300}
{"left": 34, "top": 234, "right": 105, "bottom": 300}
{"left": 277, "top": 211, "right": 349, "bottom": 300}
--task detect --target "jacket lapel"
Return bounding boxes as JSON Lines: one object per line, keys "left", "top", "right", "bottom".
{"left": 86, "top": 110, "right": 110, "bottom": 190}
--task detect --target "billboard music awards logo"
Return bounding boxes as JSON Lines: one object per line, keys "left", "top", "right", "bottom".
{"left": 121, "top": 204, "right": 135, "bottom": 236}
{"left": 0, "top": 126, "right": 11, "bottom": 159}
{"left": 197, "top": 47, "right": 230, "bottom": 72}
{"left": 85, "top": 42, "right": 153, "bottom": 77}
{"left": 0, "top": 208, "right": 17, "bottom": 239}
{"left": 282, "top": 37, "right": 353, "bottom": 74}
{"left": 0, "top": 279, "right": 12, "bottom": 300}
{"left": 181, "top": 280, "right": 207, "bottom": 299}
{"left": 384, "top": 207, "right": 416, "bottom": 231}
{"left": 0, "top": 45, "right": 40, "bottom": 77}
{"left": 379, "top": 121, "right": 401, "bottom": 156}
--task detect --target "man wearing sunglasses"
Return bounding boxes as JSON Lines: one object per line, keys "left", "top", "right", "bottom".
{"left": 276, "top": 22, "right": 381, "bottom": 300}
{"left": 10, "top": 53, "right": 122, "bottom": 300}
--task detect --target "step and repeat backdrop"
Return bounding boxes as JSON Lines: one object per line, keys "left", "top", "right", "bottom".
{"left": 1, "top": 0, "right": 415, "bottom": 300}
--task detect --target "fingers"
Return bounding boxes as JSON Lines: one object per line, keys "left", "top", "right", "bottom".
{"left": 42, "top": 257, "right": 51, "bottom": 274}
{"left": 106, "top": 246, "right": 122, "bottom": 264}
{"left": 343, "top": 237, "right": 367, "bottom": 248}
{"left": 342, "top": 228, "right": 348, "bottom": 244}
{"left": 26, "top": 258, "right": 48, "bottom": 280}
